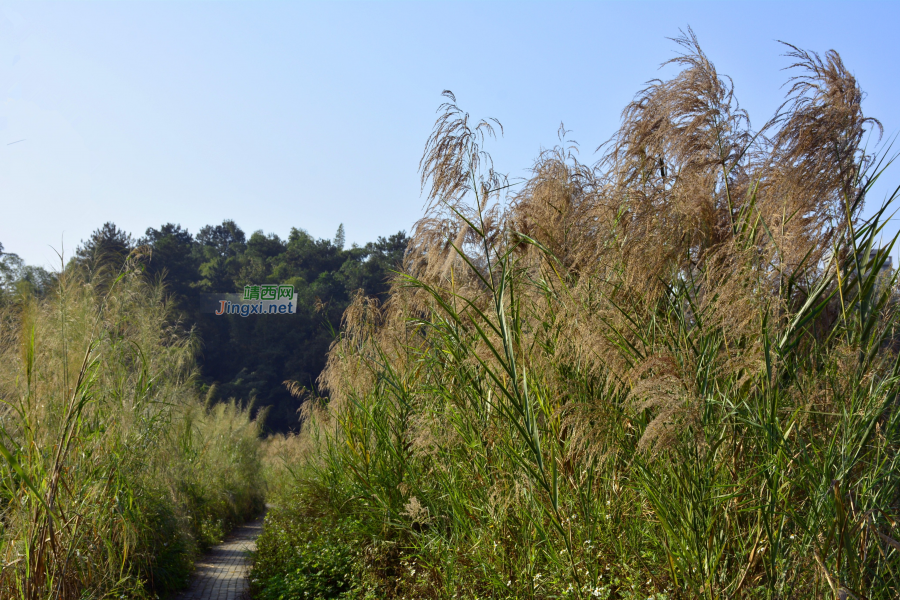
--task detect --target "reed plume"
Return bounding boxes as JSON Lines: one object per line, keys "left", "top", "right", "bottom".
{"left": 283, "top": 32, "right": 900, "bottom": 600}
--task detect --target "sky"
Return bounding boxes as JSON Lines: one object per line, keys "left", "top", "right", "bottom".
{"left": 1, "top": 1, "right": 899, "bottom": 269}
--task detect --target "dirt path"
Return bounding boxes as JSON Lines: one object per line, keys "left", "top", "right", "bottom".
{"left": 175, "top": 516, "right": 265, "bottom": 600}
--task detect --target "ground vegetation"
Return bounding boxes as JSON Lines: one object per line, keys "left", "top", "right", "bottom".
{"left": 0, "top": 255, "right": 265, "bottom": 599}
{"left": 256, "top": 32, "right": 900, "bottom": 599}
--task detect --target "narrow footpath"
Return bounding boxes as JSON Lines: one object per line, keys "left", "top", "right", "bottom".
{"left": 175, "top": 516, "right": 265, "bottom": 600}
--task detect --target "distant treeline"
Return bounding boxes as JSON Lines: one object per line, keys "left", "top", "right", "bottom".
{"left": 1, "top": 221, "right": 408, "bottom": 431}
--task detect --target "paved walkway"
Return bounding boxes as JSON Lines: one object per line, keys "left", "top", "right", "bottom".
{"left": 175, "top": 516, "right": 265, "bottom": 600}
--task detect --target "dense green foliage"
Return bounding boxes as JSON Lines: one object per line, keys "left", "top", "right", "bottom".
{"left": 0, "top": 264, "right": 264, "bottom": 599}
{"left": 251, "top": 504, "right": 360, "bottom": 600}
{"left": 60, "top": 220, "right": 408, "bottom": 431}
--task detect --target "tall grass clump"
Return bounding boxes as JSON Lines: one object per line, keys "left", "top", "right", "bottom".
{"left": 256, "top": 31, "right": 900, "bottom": 599}
{"left": 0, "top": 256, "right": 265, "bottom": 599}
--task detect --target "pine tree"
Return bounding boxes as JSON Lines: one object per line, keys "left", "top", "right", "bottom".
{"left": 74, "top": 222, "right": 134, "bottom": 276}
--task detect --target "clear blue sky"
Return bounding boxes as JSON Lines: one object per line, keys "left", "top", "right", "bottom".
{"left": 2, "top": 1, "right": 899, "bottom": 268}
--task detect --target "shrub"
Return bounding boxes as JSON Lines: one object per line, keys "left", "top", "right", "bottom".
{"left": 251, "top": 502, "right": 360, "bottom": 600}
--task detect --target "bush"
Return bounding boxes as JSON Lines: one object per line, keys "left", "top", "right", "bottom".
{"left": 251, "top": 503, "right": 360, "bottom": 600}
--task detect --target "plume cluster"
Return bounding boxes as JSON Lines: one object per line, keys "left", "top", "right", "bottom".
{"left": 297, "top": 30, "right": 900, "bottom": 599}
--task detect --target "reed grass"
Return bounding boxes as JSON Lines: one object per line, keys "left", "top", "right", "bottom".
{"left": 0, "top": 258, "right": 265, "bottom": 599}
{"left": 258, "top": 32, "right": 900, "bottom": 600}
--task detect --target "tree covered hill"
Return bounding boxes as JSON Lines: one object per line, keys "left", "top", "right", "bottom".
{"left": 3, "top": 221, "right": 408, "bottom": 432}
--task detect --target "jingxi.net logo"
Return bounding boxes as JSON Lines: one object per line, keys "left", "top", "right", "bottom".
{"left": 213, "top": 284, "right": 298, "bottom": 317}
